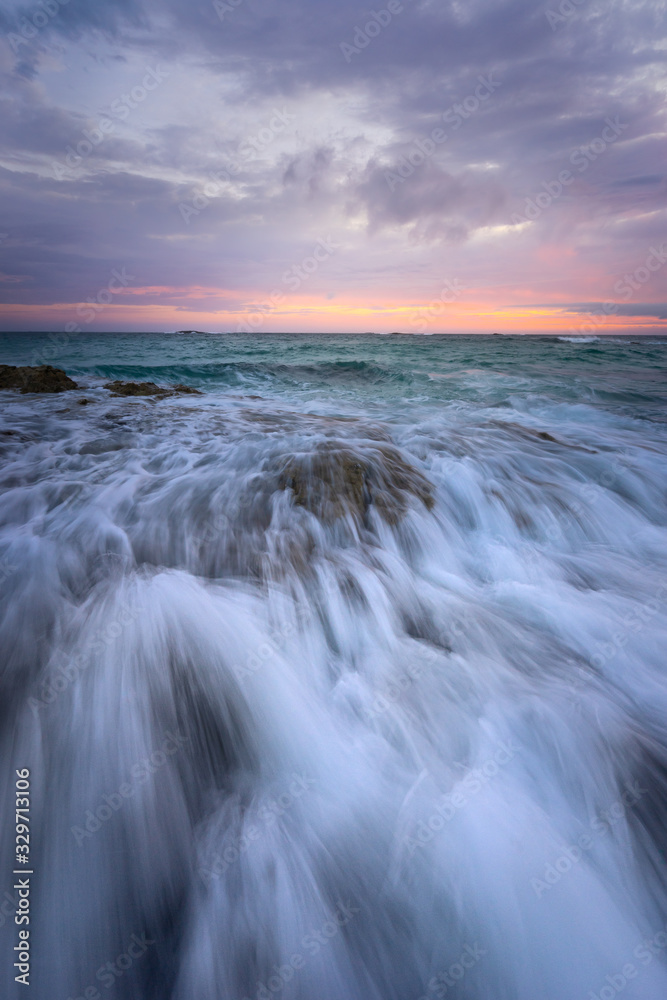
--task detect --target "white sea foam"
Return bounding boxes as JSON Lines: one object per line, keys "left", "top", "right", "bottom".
{"left": 1, "top": 382, "right": 667, "bottom": 1000}
{"left": 557, "top": 336, "right": 600, "bottom": 343}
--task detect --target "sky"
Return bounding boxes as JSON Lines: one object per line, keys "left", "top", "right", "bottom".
{"left": 0, "top": 0, "right": 665, "bottom": 335}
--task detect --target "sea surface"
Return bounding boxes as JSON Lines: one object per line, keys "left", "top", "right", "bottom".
{"left": 1, "top": 332, "right": 667, "bottom": 1000}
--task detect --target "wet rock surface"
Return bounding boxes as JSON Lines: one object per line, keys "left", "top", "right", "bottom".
{"left": 279, "top": 442, "right": 435, "bottom": 524}
{"left": 0, "top": 365, "right": 78, "bottom": 393}
{"left": 104, "top": 380, "right": 202, "bottom": 397}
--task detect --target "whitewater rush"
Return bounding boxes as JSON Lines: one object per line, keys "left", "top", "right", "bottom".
{"left": 14, "top": 768, "right": 32, "bottom": 986}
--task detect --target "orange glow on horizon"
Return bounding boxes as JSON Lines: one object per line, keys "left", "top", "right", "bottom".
{"left": 1, "top": 288, "right": 665, "bottom": 335}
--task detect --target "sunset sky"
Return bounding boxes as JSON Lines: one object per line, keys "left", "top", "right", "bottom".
{"left": 0, "top": 0, "right": 666, "bottom": 334}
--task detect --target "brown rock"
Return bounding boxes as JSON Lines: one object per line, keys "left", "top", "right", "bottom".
{"left": 279, "top": 443, "right": 434, "bottom": 525}
{"left": 0, "top": 365, "right": 78, "bottom": 393}
{"left": 104, "top": 380, "right": 202, "bottom": 397}
{"left": 172, "top": 383, "right": 203, "bottom": 395}
{"left": 104, "top": 380, "right": 166, "bottom": 397}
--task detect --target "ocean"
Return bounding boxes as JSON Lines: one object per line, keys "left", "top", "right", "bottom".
{"left": 1, "top": 332, "right": 667, "bottom": 1000}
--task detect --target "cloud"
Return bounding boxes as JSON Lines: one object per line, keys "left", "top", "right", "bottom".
{"left": 0, "top": 0, "right": 665, "bottom": 330}
{"left": 566, "top": 302, "right": 667, "bottom": 320}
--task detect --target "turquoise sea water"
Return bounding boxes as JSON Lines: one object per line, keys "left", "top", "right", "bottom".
{"left": 2, "top": 332, "right": 667, "bottom": 417}
{"left": 2, "top": 332, "right": 667, "bottom": 1000}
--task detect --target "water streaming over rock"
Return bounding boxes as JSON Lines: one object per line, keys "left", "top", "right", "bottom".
{"left": 1, "top": 333, "right": 667, "bottom": 1000}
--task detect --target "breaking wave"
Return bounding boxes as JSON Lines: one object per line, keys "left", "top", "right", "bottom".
{"left": 1, "top": 332, "right": 667, "bottom": 999}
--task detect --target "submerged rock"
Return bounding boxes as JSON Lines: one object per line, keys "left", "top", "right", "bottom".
{"left": 104, "top": 381, "right": 163, "bottom": 397}
{"left": 172, "top": 383, "right": 203, "bottom": 395}
{"left": 279, "top": 442, "right": 434, "bottom": 525}
{"left": 104, "top": 380, "right": 202, "bottom": 397}
{"left": 0, "top": 364, "right": 78, "bottom": 393}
